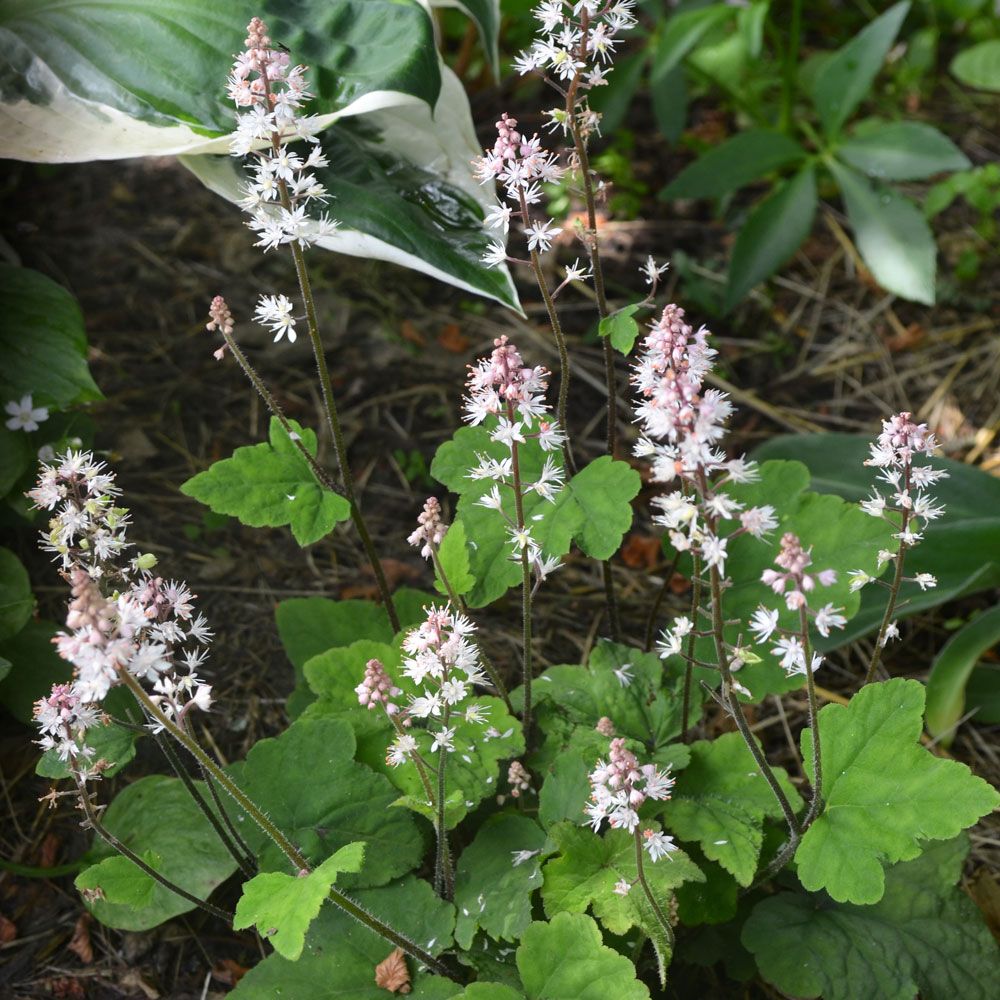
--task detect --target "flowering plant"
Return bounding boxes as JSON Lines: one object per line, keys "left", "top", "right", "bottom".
{"left": 14, "top": 7, "right": 1000, "bottom": 1000}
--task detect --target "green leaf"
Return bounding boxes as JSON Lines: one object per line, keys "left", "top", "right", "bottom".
{"left": 180, "top": 417, "right": 351, "bottom": 546}
{"left": 744, "top": 835, "right": 1000, "bottom": 1000}
{"left": 240, "top": 716, "right": 423, "bottom": 885}
{"left": 436, "top": 521, "right": 475, "bottom": 597}
{"left": 538, "top": 753, "right": 592, "bottom": 831}
{"left": 75, "top": 852, "right": 159, "bottom": 909}
{"left": 454, "top": 814, "right": 547, "bottom": 948}
{"left": 837, "top": 121, "right": 969, "bottom": 181}
{"left": 663, "top": 733, "right": 803, "bottom": 886}
{"left": 0, "top": 548, "right": 32, "bottom": 642}
{"left": 434, "top": 0, "right": 501, "bottom": 80}
{"left": 651, "top": 65, "right": 687, "bottom": 145}
{"left": 182, "top": 75, "right": 519, "bottom": 311}
{"left": 725, "top": 166, "right": 817, "bottom": 310}
{"left": 651, "top": 5, "right": 735, "bottom": 80}
{"left": 751, "top": 433, "right": 1000, "bottom": 644}
{"left": 598, "top": 304, "right": 642, "bottom": 355}
{"left": 37, "top": 720, "right": 137, "bottom": 780}
{"left": 517, "top": 911, "right": 651, "bottom": 1000}
{"left": 231, "top": 876, "right": 456, "bottom": 999}
{"left": 456, "top": 987, "right": 524, "bottom": 1000}
{"left": 433, "top": 426, "right": 638, "bottom": 606}
{"left": 541, "top": 821, "right": 702, "bottom": 981}
{"left": 234, "top": 842, "right": 366, "bottom": 960}
{"left": 0, "top": 620, "right": 72, "bottom": 722}
{"left": 795, "top": 678, "right": 1000, "bottom": 904}
{"left": 951, "top": 39, "right": 1000, "bottom": 92}
{"left": 673, "top": 850, "right": 738, "bottom": 926}
{"left": 925, "top": 606, "right": 1000, "bottom": 746}
{"left": 80, "top": 775, "right": 238, "bottom": 930}
{"left": 0, "top": 0, "right": 439, "bottom": 157}
{"left": 828, "top": 158, "right": 936, "bottom": 304}
{"left": 0, "top": 265, "right": 101, "bottom": 411}
{"left": 809, "top": 2, "right": 911, "bottom": 137}
{"left": 663, "top": 130, "right": 807, "bottom": 200}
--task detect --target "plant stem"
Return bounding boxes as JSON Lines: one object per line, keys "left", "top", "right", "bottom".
{"left": 433, "top": 708, "right": 455, "bottom": 900}
{"left": 508, "top": 403, "right": 534, "bottom": 739}
{"left": 431, "top": 549, "right": 512, "bottom": 712}
{"left": 780, "top": 0, "right": 804, "bottom": 135}
{"left": 115, "top": 668, "right": 451, "bottom": 977}
{"left": 153, "top": 726, "right": 256, "bottom": 879}
{"left": 642, "top": 552, "right": 681, "bottom": 653}
{"left": 680, "top": 555, "right": 704, "bottom": 743}
{"left": 707, "top": 565, "right": 801, "bottom": 839}
{"left": 798, "top": 606, "right": 823, "bottom": 827}
{"left": 633, "top": 829, "right": 674, "bottom": 949}
{"left": 74, "top": 777, "right": 233, "bottom": 922}
{"left": 864, "top": 507, "right": 911, "bottom": 686}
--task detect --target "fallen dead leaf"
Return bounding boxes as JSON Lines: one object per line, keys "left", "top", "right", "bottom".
{"left": 437, "top": 323, "right": 469, "bottom": 354}
{"left": 620, "top": 534, "right": 661, "bottom": 571}
{"left": 0, "top": 914, "right": 16, "bottom": 944}
{"left": 968, "top": 867, "right": 1000, "bottom": 944}
{"left": 374, "top": 947, "right": 411, "bottom": 994}
{"left": 212, "top": 958, "right": 249, "bottom": 987}
{"left": 883, "top": 322, "right": 925, "bottom": 352}
{"left": 38, "top": 833, "right": 61, "bottom": 870}
{"left": 400, "top": 320, "right": 426, "bottom": 348}
{"left": 67, "top": 914, "right": 93, "bottom": 965}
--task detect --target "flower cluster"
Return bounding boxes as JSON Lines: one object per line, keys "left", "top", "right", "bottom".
{"left": 514, "top": 2, "right": 639, "bottom": 118}
{"left": 355, "top": 658, "right": 403, "bottom": 715}
{"left": 749, "top": 533, "right": 845, "bottom": 676}
{"left": 464, "top": 336, "right": 566, "bottom": 582}
{"left": 227, "top": 18, "right": 335, "bottom": 342}
{"left": 507, "top": 760, "right": 533, "bottom": 798}
{"left": 29, "top": 452, "right": 214, "bottom": 778}
{"left": 848, "top": 412, "right": 947, "bottom": 615}
{"left": 633, "top": 305, "right": 777, "bottom": 577}
{"left": 473, "top": 113, "right": 565, "bottom": 268}
{"left": 408, "top": 497, "right": 447, "bottom": 560}
{"left": 586, "top": 737, "right": 675, "bottom": 844}
{"left": 380, "top": 604, "right": 491, "bottom": 767}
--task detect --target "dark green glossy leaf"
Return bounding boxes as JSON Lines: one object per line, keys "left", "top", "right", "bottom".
{"left": 837, "top": 121, "right": 969, "bottom": 181}
{"left": 725, "top": 166, "right": 817, "bottom": 309}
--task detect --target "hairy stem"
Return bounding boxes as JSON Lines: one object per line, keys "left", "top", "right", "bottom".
{"left": 116, "top": 669, "right": 450, "bottom": 976}
{"left": 508, "top": 403, "right": 534, "bottom": 739}
{"left": 74, "top": 777, "right": 233, "bottom": 922}
{"left": 633, "top": 829, "right": 674, "bottom": 949}
{"left": 864, "top": 505, "right": 911, "bottom": 686}
{"left": 680, "top": 555, "right": 704, "bottom": 742}
{"left": 433, "top": 707, "right": 455, "bottom": 900}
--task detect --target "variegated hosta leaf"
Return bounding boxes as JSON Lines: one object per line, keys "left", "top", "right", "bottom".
{"left": 0, "top": 0, "right": 517, "bottom": 306}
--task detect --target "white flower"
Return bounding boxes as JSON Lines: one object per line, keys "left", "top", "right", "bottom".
{"left": 512, "top": 849, "right": 541, "bottom": 867}
{"left": 612, "top": 878, "right": 631, "bottom": 896}
{"left": 848, "top": 570, "right": 873, "bottom": 592}
{"left": 881, "top": 622, "right": 901, "bottom": 646}
{"left": 431, "top": 727, "right": 456, "bottom": 753}
{"left": 642, "top": 829, "right": 677, "bottom": 862}
{"left": 700, "top": 534, "right": 728, "bottom": 572}
{"left": 564, "top": 258, "right": 592, "bottom": 282}
{"left": 254, "top": 294, "right": 297, "bottom": 342}
{"left": 484, "top": 202, "right": 513, "bottom": 233}
{"left": 5, "top": 394, "right": 49, "bottom": 432}
{"left": 524, "top": 219, "right": 561, "bottom": 252}
{"left": 640, "top": 255, "right": 669, "bottom": 285}
{"left": 613, "top": 662, "right": 634, "bottom": 688}
{"left": 741, "top": 505, "right": 778, "bottom": 539}
{"left": 481, "top": 240, "right": 509, "bottom": 268}
{"left": 814, "top": 603, "right": 846, "bottom": 637}
{"left": 749, "top": 607, "right": 780, "bottom": 644}
{"left": 913, "top": 572, "right": 937, "bottom": 591}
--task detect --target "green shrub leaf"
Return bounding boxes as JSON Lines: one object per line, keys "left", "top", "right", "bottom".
{"left": 240, "top": 716, "right": 423, "bottom": 885}
{"left": 0, "top": 548, "right": 32, "bottom": 642}
{"left": 454, "top": 814, "right": 548, "bottom": 948}
{"left": 78, "top": 775, "right": 238, "bottom": 930}
{"left": 436, "top": 521, "right": 475, "bottom": 597}
{"left": 829, "top": 160, "right": 936, "bottom": 304}
{"left": 180, "top": 417, "right": 351, "bottom": 546}
{"left": 744, "top": 835, "right": 1000, "bottom": 1000}
{"left": 75, "top": 852, "right": 160, "bottom": 909}
{"left": 809, "top": 2, "right": 910, "bottom": 137}
{"left": 598, "top": 304, "right": 642, "bottom": 355}
{"left": 837, "top": 121, "right": 969, "bottom": 180}
{"left": 663, "top": 733, "right": 803, "bottom": 886}
{"left": 951, "top": 39, "right": 1000, "bottom": 92}
{"left": 233, "top": 842, "right": 366, "bottom": 960}
{"left": 231, "top": 876, "right": 456, "bottom": 998}
{"left": 925, "top": 605, "right": 1000, "bottom": 746}
{"left": 725, "top": 166, "right": 817, "bottom": 309}
{"left": 795, "top": 678, "right": 1000, "bottom": 904}
{"left": 37, "top": 719, "right": 137, "bottom": 780}
{"left": 517, "top": 911, "right": 651, "bottom": 1000}
{"left": 662, "top": 130, "right": 807, "bottom": 200}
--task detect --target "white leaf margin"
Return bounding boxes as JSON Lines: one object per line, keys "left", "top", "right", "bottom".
{"left": 182, "top": 66, "right": 517, "bottom": 308}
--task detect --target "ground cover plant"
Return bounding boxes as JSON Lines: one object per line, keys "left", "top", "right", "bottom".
{"left": 1, "top": 1, "right": 999, "bottom": 998}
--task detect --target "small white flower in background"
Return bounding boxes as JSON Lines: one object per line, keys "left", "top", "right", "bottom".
{"left": 913, "top": 573, "right": 937, "bottom": 591}
{"left": 525, "top": 219, "right": 562, "bottom": 252}
{"left": 481, "top": 241, "right": 509, "bottom": 268}
{"left": 612, "top": 878, "right": 631, "bottom": 896}
{"left": 484, "top": 203, "right": 513, "bottom": 233}
{"left": 564, "top": 258, "right": 592, "bottom": 282}
{"left": 5, "top": 394, "right": 49, "bottom": 433}
{"left": 749, "top": 607, "right": 780, "bottom": 644}
{"left": 254, "top": 293, "right": 297, "bottom": 342}
{"left": 848, "top": 569, "right": 874, "bottom": 592}
{"left": 640, "top": 255, "right": 669, "bottom": 286}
